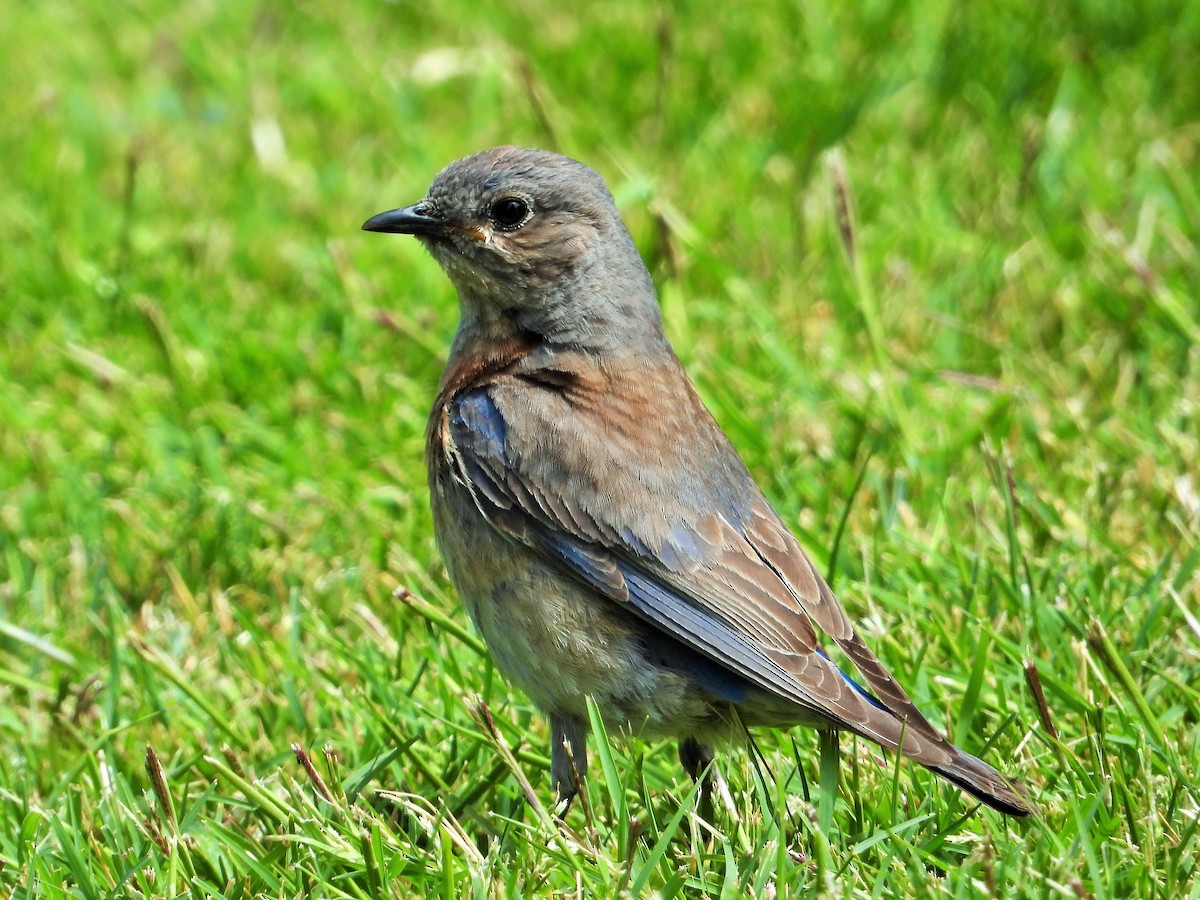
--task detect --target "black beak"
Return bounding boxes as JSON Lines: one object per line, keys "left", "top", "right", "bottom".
{"left": 362, "top": 203, "right": 445, "bottom": 235}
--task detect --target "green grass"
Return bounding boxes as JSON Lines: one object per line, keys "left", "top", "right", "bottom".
{"left": 2, "top": 0, "right": 1199, "bottom": 896}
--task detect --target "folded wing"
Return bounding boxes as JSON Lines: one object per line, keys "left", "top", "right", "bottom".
{"left": 437, "top": 361, "right": 1031, "bottom": 815}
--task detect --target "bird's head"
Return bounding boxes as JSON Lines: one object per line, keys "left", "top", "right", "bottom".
{"left": 364, "top": 146, "right": 663, "bottom": 348}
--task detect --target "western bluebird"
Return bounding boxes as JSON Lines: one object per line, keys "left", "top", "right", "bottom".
{"left": 363, "top": 146, "right": 1033, "bottom": 817}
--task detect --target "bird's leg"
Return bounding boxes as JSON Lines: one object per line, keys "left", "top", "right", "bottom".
{"left": 679, "top": 736, "right": 716, "bottom": 818}
{"left": 550, "top": 712, "right": 588, "bottom": 816}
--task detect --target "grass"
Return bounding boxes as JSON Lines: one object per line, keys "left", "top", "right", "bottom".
{"left": 2, "top": 0, "right": 1198, "bottom": 896}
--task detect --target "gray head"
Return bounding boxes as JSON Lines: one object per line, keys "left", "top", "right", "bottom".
{"left": 363, "top": 147, "right": 665, "bottom": 350}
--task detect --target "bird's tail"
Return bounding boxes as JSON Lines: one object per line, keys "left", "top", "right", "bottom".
{"left": 927, "top": 748, "right": 1035, "bottom": 817}
{"left": 826, "top": 653, "right": 1036, "bottom": 817}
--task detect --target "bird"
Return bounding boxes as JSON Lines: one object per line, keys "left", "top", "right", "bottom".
{"left": 362, "top": 146, "right": 1034, "bottom": 818}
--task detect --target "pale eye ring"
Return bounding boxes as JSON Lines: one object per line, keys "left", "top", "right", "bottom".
{"left": 489, "top": 197, "right": 532, "bottom": 231}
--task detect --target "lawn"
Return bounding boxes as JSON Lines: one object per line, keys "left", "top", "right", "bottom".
{"left": 2, "top": 1, "right": 1198, "bottom": 896}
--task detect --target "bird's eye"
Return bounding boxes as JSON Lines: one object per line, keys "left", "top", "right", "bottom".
{"left": 490, "top": 197, "right": 531, "bottom": 231}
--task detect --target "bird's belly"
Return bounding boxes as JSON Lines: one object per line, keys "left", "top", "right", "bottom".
{"left": 430, "top": 480, "right": 727, "bottom": 737}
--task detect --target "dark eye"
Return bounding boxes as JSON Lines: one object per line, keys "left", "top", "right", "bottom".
{"left": 490, "top": 197, "right": 531, "bottom": 231}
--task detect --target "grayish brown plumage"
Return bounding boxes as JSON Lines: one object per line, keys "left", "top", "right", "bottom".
{"left": 363, "top": 146, "right": 1034, "bottom": 817}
